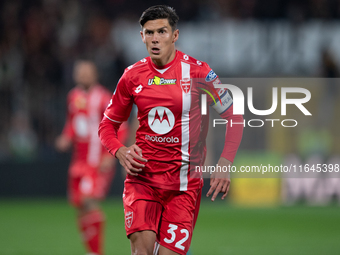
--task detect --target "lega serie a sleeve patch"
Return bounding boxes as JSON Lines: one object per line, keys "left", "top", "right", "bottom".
{"left": 211, "top": 89, "right": 233, "bottom": 115}
{"left": 205, "top": 69, "right": 218, "bottom": 82}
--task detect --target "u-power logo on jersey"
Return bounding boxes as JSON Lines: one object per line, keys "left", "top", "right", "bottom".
{"left": 148, "top": 76, "right": 176, "bottom": 85}
{"left": 201, "top": 85, "right": 312, "bottom": 128}
{"left": 146, "top": 106, "right": 179, "bottom": 143}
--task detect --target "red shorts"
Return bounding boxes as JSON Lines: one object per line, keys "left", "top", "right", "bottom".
{"left": 68, "top": 168, "right": 114, "bottom": 207}
{"left": 123, "top": 182, "right": 202, "bottom": 255}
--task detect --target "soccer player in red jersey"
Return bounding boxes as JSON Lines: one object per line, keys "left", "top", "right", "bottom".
{"left": 99, "top": 5, "right": 243, "bottom": 255}
{"left": 56, "top": 60, "right": 128, "bottom": 255}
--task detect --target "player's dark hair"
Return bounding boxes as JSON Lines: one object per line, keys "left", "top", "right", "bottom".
{"left": 139, "top": 5, "right": 179, "bottom": 32}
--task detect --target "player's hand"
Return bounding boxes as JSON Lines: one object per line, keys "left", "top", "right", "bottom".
{"left": 206, "top": 157, "right": 232, "bottom": 201}
{"left": 99, "top": 155, "right": 115, "bottom": 173}
{"left": 116, "top": 144, "right": 147, "bottom": 176}
{"left": 55, "top": 135, "right": 72, "bottom": 152}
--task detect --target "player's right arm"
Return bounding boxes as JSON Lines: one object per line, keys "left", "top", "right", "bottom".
{"left": 98, "top": 73, "right": 147, "bottom": 176}
{"left": 55, "top": 94, "right": 74, "bottom": 152}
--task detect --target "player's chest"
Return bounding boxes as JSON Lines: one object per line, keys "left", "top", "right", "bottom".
{"left": 69, "top": 92, "right": 101, "bottom": 118}
{"left": 131, "top": 71, "right": 199, "bottom": 110}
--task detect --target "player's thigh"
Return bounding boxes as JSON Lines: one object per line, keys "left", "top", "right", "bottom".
{"left": 158, "top": 244, "right": 181, "bottom": 255}
{"left": 158, "top": 189, "right": 201, "bottom": 255}
{"left": 94, "top": 168, "right": 115, "bottom": 199}
{"left": 129, "top": 230, "right": 157, "bottom": 255}
{"left": 123, "top": 183, "right": 163, "bottom": 236}
{"left": 68, "top": 175, "right": 82, "bottom": 207}
{"left": 79, "top": 169, "right": 114, "bottom": 201}
{"left": 154, "top": 240, "right": 182, "bottom": 255}
{"left": 68, "top": 172, "right": 102, "bottom": 208}
{"left": 123, "top": 182, "right": 164, "bottom": 255}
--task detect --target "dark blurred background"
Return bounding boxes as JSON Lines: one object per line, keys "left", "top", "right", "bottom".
{"left": 1, "top": 0, "right": 340, "bottom": 204}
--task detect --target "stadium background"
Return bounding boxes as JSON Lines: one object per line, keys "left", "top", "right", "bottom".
{"left": 0, "top": 0, "right": 339, "bottom": 254}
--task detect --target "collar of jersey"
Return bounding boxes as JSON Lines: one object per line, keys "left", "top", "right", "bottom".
{"left": 149, "top": 50, "right": 178, "bottom": 74}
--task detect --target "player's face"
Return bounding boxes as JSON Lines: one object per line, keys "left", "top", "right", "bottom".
{"left": 73, "top": 62, "right": 98, "bottom": 90}
{"left": 141, "top": 19, "right": 179, "bottom": 66}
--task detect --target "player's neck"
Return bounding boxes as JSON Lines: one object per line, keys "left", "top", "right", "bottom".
{"left": 151, "top": 50, "right": 177, "bottom": 69}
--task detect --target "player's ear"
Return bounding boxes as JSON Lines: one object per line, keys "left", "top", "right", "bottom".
{"left": 172, "top": 29, "right": 179, "bottom": 43}
{"left": 140, "top": 30, "right": 146, "bottom": 44}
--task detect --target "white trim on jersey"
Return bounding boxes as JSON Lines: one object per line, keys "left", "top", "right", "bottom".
{"left": 87, "top": 88, "right": 102, "bottom": 167}
{"left": 104, "top": 113, "right": 122, "bottom": 123}
{"left": 180, "top": 62, "right": 191, "bottom": 191}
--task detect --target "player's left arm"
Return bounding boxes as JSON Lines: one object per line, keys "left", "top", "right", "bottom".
{"left": 202, "top": 69, "right": 244, "bottom": 201}
{"left": 206, "top": 103, "right": 244, "bottom": 201}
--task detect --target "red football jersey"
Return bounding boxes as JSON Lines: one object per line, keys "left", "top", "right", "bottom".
{"left": 101, "top": 51, "right": 243, "bottom": 191}
{"left": 63, "top": 84, "right": 126, "bottom": 176}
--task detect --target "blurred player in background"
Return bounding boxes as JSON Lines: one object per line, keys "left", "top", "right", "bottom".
{"left": 99, "top": 5, "right": 243, "bottom": 255}
{"left": 55, "top": 60, "right": 128, "bottom": 255}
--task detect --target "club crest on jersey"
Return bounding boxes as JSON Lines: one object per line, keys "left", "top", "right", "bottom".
{"left": 180, "top": 78, "right": 192, "bottom": 94}
{"left": 125, "top": 211, "right": 133, "bottom": 228}
{"left": 205, "top": 69, "right": 217, "bottom": 82}
{"left": 74, "top": 95, "right": 87, "bottom": 109}
{"left": 148, "top": 76, "right": 176, "bottom": 85}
